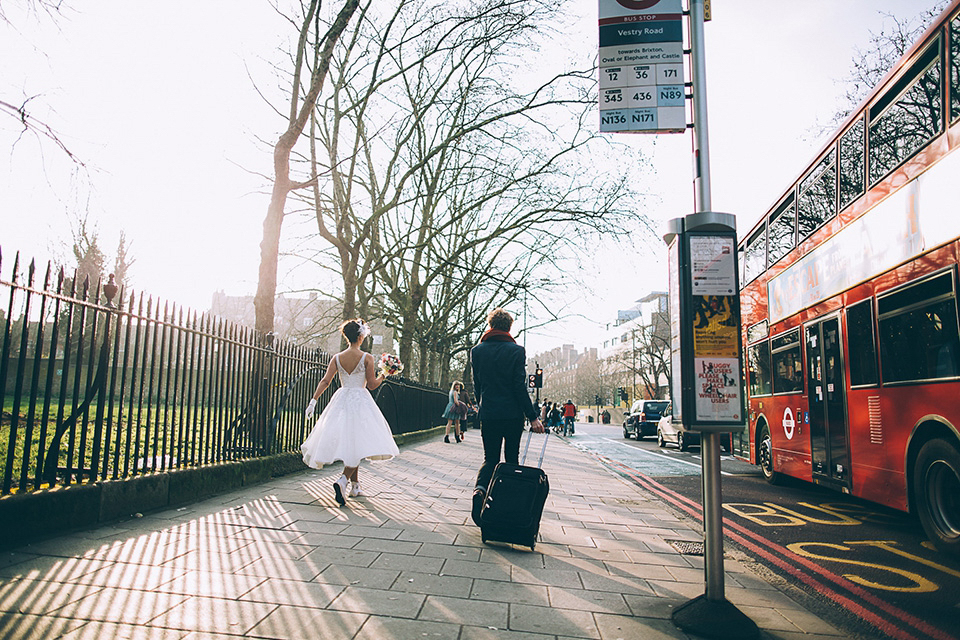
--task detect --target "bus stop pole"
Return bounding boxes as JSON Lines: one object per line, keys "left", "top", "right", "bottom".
{"left": 688, "top": 0, "right": 724, "bottom": 603}
{"left": 690, "top": 0, "right": 712, "bottom": 214}
{"left": 668, "top": 2, "right": 759, "bottom": 638}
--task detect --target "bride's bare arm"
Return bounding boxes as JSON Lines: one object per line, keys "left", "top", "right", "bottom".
{"left": 311, "top": 360, "right": 338, "bottom": 400}
{"left": 365, "top": 353, "right": 386, "bottom": 389}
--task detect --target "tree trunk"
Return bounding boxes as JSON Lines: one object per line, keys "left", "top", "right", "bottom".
{"left": 254, "top": 176, "right": 290, "bottom": 334}
{"left": 253, "top": 0, "right": 361, "bottom": 335}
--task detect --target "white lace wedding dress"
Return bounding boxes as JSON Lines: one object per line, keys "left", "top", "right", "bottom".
{"left": 301, "top": 354, "right": 399, "bottom": 469}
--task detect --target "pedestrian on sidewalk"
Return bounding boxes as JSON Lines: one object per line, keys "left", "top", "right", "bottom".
{"left": 562, "top": 398, "right": 577, "bottom": 436}
{"left": 301, "top": 319, "right": 401, "bottom": 506}
{"left": 469, "top": 308, "right": 544, "bottom": 525}
{"left": 548, "top": 402, "right": 562, "bottom": 432}
{"left": 442, "top": 381, "right": 467, "bottom": 443}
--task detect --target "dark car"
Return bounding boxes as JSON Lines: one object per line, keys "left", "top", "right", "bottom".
{"left": 622, "top": 400, "right": 670, "bottom": 440}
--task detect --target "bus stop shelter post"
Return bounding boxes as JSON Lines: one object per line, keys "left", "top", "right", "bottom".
{"left": 668, "top": 1, "right": 758, "bottom": 637}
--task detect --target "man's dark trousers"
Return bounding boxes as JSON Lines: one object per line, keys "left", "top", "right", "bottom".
{"left": 476, "top": 418, "right": 523, "bottom": 491}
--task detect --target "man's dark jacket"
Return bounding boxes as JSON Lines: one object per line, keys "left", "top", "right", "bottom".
{"left": 471, "top": 337, "right": 538, "bottom": 423}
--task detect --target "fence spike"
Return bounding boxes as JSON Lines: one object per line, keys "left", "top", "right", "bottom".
{"left": 11, "top": 252, "right": 20, "bottom": 284}
{"left": 27, "top": 259, "right": 36, "bottom": 286}
{"left": 43, "top": 261, "right": 52, "bottom": 290}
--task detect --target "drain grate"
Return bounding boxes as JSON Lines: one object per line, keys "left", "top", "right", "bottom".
{"left": 666, "top": 539, "right": 705, "bottom": 556}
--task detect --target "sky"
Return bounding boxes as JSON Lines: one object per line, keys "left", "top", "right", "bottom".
{"left": 0, "top": 0, "right": 947, "bottom": 356}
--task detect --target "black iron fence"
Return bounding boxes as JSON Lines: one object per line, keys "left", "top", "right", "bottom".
{"left": 0, "top": 249, "right": 447, "bottom": 496}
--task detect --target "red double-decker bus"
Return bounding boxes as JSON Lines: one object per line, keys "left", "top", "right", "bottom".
{"left": 737, "top": 1, "right": 960, "bottom": 555}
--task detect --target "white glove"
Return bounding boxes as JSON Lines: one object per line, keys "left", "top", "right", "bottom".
{"left": 305, "top": 398, "right": 317, "bottom": 419}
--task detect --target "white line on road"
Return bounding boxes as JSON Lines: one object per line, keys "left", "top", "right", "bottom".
{"left": 601, "top": 438, "right": 733, "bottom": 476}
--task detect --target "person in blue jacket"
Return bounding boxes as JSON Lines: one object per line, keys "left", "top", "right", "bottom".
{"left": 469, "top": 308, "right": 544, "bottom": 525}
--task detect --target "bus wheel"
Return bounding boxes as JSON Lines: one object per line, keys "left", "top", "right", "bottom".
{"left": 758, "top": 426, "right": 782, "bottom": 485}
{"left": 914, "top": 439, "right": 960, "bottom": 557}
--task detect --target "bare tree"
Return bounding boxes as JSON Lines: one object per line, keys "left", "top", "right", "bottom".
{"left": 298, "top": 0, "right": 649, "bottom": 381}
{"left": 70, "top": 215, "right": 105, "bottom": 288}
{"left": 820, "top": 1, "right": 949, "bottom": 132}
{"left": 112, "top": 230, "right": 135, "bottom": 289}
{"left": 65, "top": 214, "right": 135, "bottom": 293}
{"left": 253, "top": 0, "right": 362, "bottom": 335}
{"left": 2, "top": 2, "right": 84, "bottom": 164}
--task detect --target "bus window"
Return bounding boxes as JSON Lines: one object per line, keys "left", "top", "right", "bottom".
{"left": 839, "top": 117, "right": 865, "bottom": 210}
{"left": 748, "top": 340, "right": 772, "bottom": 396}
{"left": 767, "top": 194, "right": 796, "bottom": 267}
{"left": 869, "top": 39, "right": 942, "bottom": 186}
{"left": 950, "top": 14, "right": 960, "bottom": 122}
{"left": 747, "top": 320, "right": 769, "bottom": 344}
{"left": 847, "top": 298, "right": 879, "bottom": 387}
{"left": 771, "top": 329, "right": 803, "bottom": 394}
{"left": 878, "top": 272, "right": 960, "bottom": 383}
{"left": 798, "top": 149, "right": 837, "bottom": 241}
{"left": 744, "top": 226, "right": 766, "bottom": 283}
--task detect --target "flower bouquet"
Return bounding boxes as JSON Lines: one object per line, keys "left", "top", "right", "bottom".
{"left": 378, "top": 353, "right": 404, "bottom": 376}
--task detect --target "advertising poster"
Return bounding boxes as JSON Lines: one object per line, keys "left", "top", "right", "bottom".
{"left": 691, "top": 295, "right": 738, "bottom": 357}
{"left": 694, "top": 357, "right": 741, "bottom": 421}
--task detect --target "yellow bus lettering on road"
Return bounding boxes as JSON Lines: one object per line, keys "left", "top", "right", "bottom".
{"left": 775, "top": 502, "right": 861, "bottom": 525}
{"left": 723, "top": 503, "right": 807, "bottom": 526}
{"left": 787, "top": 542, "right": 939, "bottom": 593}
{"left": 724, "top": 502, "right": 862, "bottom": 526}
{"left": 843, "top": 540, "right": 960, "bottom": 579}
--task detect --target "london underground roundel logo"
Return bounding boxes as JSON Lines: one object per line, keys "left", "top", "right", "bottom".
{"left": 616, "top": 0, "right": 661, "bottom": 9}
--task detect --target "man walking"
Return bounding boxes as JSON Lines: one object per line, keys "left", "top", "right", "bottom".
{"left": 562, "top": 398, "right": 577, "bottom": 436}
{"left": 470, "top": 308, "right": 544, "bottom": 525}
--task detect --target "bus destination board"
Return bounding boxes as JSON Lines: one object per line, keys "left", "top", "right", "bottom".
{"left": 598, "top": 0, "right": 686, "bottom": 134}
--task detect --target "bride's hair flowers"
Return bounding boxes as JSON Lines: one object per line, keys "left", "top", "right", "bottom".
{"left": 378, "top": 353, "right": 404, "bottom": 376}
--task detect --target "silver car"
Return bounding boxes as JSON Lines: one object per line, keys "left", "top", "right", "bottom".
{"left": 655, "top": 404, "right": 701, "bottom": 451}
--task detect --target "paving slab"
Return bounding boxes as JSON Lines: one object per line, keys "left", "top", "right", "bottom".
{"left": 0, "top": 425, "right": 845, "bottom": 639}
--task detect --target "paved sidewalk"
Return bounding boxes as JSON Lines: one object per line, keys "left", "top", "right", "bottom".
{"left": 1, "top": 427, "right": 844, "bottom": 639}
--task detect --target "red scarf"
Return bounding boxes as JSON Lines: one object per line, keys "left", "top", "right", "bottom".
{"left": 479, "top": 329, "right": 516, "bottom": 343}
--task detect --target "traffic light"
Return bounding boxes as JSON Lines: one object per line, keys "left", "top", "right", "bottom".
{"left": 534, "top": 368, "right": 543, "bottom": 388}
{"left": 595, "top": 394, "right": 601, "bottom": 405}
{"left": 620, "top": 387, "right": 628, "bottom": 402}
{"left": 528, "top": 374, "right": 537, "bottom": 389}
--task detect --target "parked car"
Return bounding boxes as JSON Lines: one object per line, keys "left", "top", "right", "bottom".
{"left": 656, "top": 404, "right": 731, "bottom": 452}
{"left": 655, "top": 404, "right": 699, "bottom": 450}
{"left": 622, "top": 400, "right": 670, "bottom": 440}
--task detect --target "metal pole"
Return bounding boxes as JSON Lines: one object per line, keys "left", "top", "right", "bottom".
{"left": 702, "top": 432, "right": 724, "bottom": 600}
{"left": 670, "top": 4, "right": 758, "bottom": 635}
{"left": 689, "top": 0, "right": 724, "bottom": 604}
{"left": 690, "top": 0, "right": 712, "bottom": 213}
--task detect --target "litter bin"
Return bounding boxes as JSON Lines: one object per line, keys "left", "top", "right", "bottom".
{"left": 587, "top": 416, "right": 594, "bottom": 423}
{"left": 602, "top": 410, "right": 610, "bottom": 424}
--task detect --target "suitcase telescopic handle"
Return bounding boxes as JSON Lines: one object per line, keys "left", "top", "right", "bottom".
{"left": 519, "top": 428, "right": 549, "bottom": 467}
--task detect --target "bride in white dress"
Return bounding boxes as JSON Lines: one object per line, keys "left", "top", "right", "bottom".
{"left": 301, "top": 319, "right": 400, "bottom": 505}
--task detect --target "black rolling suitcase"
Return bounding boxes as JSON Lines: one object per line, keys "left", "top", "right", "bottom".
{"left": 479, "top": 431, "right": 549, "bottom": 550}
